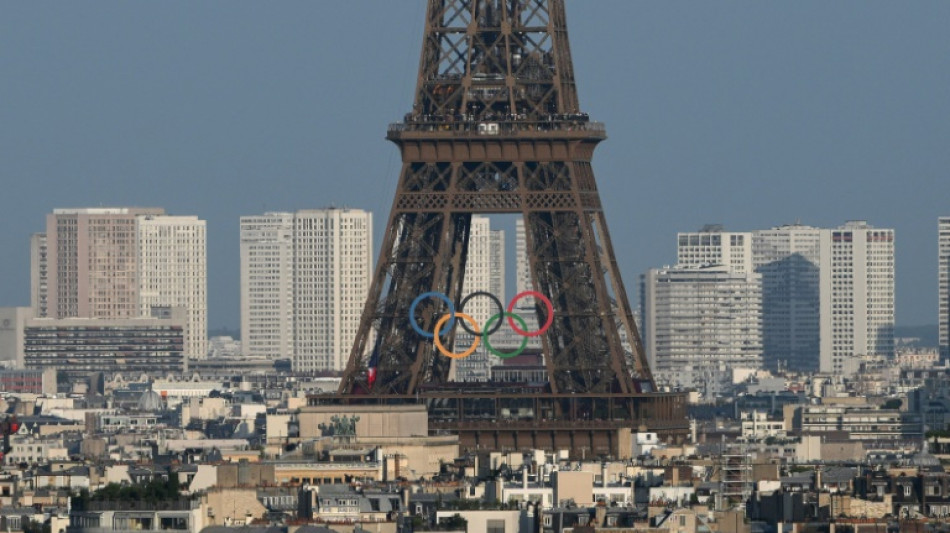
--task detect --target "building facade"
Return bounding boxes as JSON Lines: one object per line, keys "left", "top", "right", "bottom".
{"left": 677, "top": 225, "right": 754, "bottom": 275}
{"left": 940, "top": 217, "right": 950, "bottom": 361}
{"left": 240, "top": 209, "right": 372, "bottom": 372}
{"left": 239, "top": 212, "right": 295, "bottom": 360}
{"left": 818, "top": 221, "right": 895, "bottom": 375}
{"left": 459, "top": 215, "right": 505, "bottom": 325}
{"left": 30, "top": 233, "right": 48, "bottom": 318}
{"left": 641, "top": 265, "right": 763, "bottom": 394}
{"left": 138, "top": 215, "right": 208, "bottom": 359}
{"left": 22, "top": 308, "right": 186, "bottom": 379}
{"left": 44, "top": 208, "right": 163, "bottom": 320}
{"left": 752, "top": 224, "right": 822, "bottom": 373}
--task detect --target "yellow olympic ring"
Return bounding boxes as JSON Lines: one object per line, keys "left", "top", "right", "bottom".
{"left": 433, "top": 312, "right": 481, "bottom": 359}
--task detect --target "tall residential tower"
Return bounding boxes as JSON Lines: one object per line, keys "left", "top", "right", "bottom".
{"left": 138, "top": 214, "right": 208, "bottom": 360}
{"left": 641, "top": 265, "right": 763, "bottom": 394}
{"left": 240, "top": 208, "right": 372, "bottom": 373}
{"left": 939, "top": 217, "right": 950, "bottom": 360}
{"left": 752, "top": 224, "right": 822, "bottom": 372}
{"left": 818, "top": 221, "right": 895, "bottom": 374}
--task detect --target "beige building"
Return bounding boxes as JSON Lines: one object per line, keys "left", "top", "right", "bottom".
{"left": 43, "top": 208, "right": 162, "bottom": 319}
{"left": 552, "top": 471, "right": 595, "bottom": 507}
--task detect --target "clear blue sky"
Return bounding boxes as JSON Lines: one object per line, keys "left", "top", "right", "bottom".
{"left": 2, "top": 2, "right": 949, "bottom": 330}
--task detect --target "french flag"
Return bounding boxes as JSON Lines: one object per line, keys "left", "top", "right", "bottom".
{"left": 366, "top": 342, "right": 380, "bottom": 388}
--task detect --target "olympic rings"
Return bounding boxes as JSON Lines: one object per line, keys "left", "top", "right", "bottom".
{"left": 409, "top": 292, "right": 455, "bottom": 339}
{"left": 458, "top": 291, "right": 504, "bottom": 336}
{"left": 483, "top": 312, "right": 529, "bottom": 359}
{"left": 433, "top": 313, "right": 480, "bottom": 359}
{"left": 410, "top": 290, "right": 555, "bottom": 360}
{"left": 506, "top": 291, "right": 554, "bottom": 337}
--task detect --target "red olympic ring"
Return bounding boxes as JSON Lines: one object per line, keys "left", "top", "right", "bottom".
{"left": 506, "top": 291, "right": 554, "bottom": 337}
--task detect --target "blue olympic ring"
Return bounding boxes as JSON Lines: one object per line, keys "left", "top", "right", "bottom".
{"left": 409, "top": 292, "right": 456, "bottom": 339}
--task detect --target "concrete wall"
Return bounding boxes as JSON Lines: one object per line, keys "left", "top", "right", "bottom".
{"left": 845, "top": 495, "right": 891, "bottom": 519}
{"left": 366, "top": 435, "right": 459, "bottom": 478}
{"left": 216, "top": 463, "right": 275, "bottom": 487}
{"left": 553, "top": 471, "right": 594, "bottom": 506}
{"left": 821, "top": 441, "right": 865, "bottom": 462}
{"left": 266, "top": 413, "right": 291, "bottom": 443}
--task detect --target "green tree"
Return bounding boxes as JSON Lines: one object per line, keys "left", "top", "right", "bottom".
{"left": 438, "top": 514, "right": 468, "bottom": 531}
{"left": 882, "top": 398, "right": 902, "bottom": 410}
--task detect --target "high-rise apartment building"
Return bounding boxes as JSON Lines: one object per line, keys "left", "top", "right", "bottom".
{"left": 941, "top": 218, "right": 950, "bottom": 361}
{"left": 752, "top": 224, "right": 822, "bottom": 372}
{"left": 818, "top": 221, "right": 895, "bottom": 375}
{"left": 677, "top": 225, "right": 754, "bottom": 275}
{"left": 454, "top": 216, "right": 505, "bottom": 382}
{"left": 45, "top": 208, "right": 163, "bottom": 320}
{"left": 34, "top": 208, "right": 208, "bottom": 360}
{"left": 240, "top": 213, "right": 296, "bottom": 360}
{"left": 460, "top": 215, "right": 505, "bottom": 325}
{"left": 653, "top": 220, "right": 894, "bottom": 380}
{"left": 138, "top": 215, "right": 208, "bottom": 360}
{"left": 293, "top": 209, "right": 372, "bottom": 373}
{"left": 641, "top": 265, "right": 763, "bottom": 394}
{"left": 240, "top": 209, "right": 372, "bottom": 373}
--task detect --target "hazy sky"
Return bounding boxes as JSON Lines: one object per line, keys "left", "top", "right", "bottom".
{"left": 2, "top": 2, "right": 949, "bottom": 329}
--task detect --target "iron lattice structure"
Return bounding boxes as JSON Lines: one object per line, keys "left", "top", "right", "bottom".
{"left": 340, "top": 0, "right": 653, "bottom": 397}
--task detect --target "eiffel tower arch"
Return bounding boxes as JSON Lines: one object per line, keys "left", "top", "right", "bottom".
{"left": 321, "top": 0, "right": 687, "bottom": 456}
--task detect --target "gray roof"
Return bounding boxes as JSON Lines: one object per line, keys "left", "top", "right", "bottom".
{"left": 822, "top": 467, "right": 857, "bottom": 483}
{"left": 293, "top": 527, "right": 339, "bottom": 533}
{"left": 358, "top": 494, "right": 402, "bottom": 513}
{"left": 200, "top": 527, "right": 284, "bottom": 533}
{"left": 137, "top": 390, "right": 165, "bottom": 412}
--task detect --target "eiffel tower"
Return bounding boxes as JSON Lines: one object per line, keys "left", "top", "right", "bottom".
{"left": 329, "top": 0, "right": 687, "bottom": 455}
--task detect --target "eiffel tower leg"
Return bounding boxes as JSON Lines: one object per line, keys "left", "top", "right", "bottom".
{"left": 340, "top": 162, "right": 477, "bottom": 396}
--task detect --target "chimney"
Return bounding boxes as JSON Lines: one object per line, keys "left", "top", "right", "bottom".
{"left": 522, "top": 467, "right": 528, "bottom": 489}
{"left": 602, "top": 463, "right": 609, "bottom": 487}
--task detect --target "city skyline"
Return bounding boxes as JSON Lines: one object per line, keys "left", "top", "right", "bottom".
{"left": 2, "top": 2, "right": 949, "bottom": 330}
